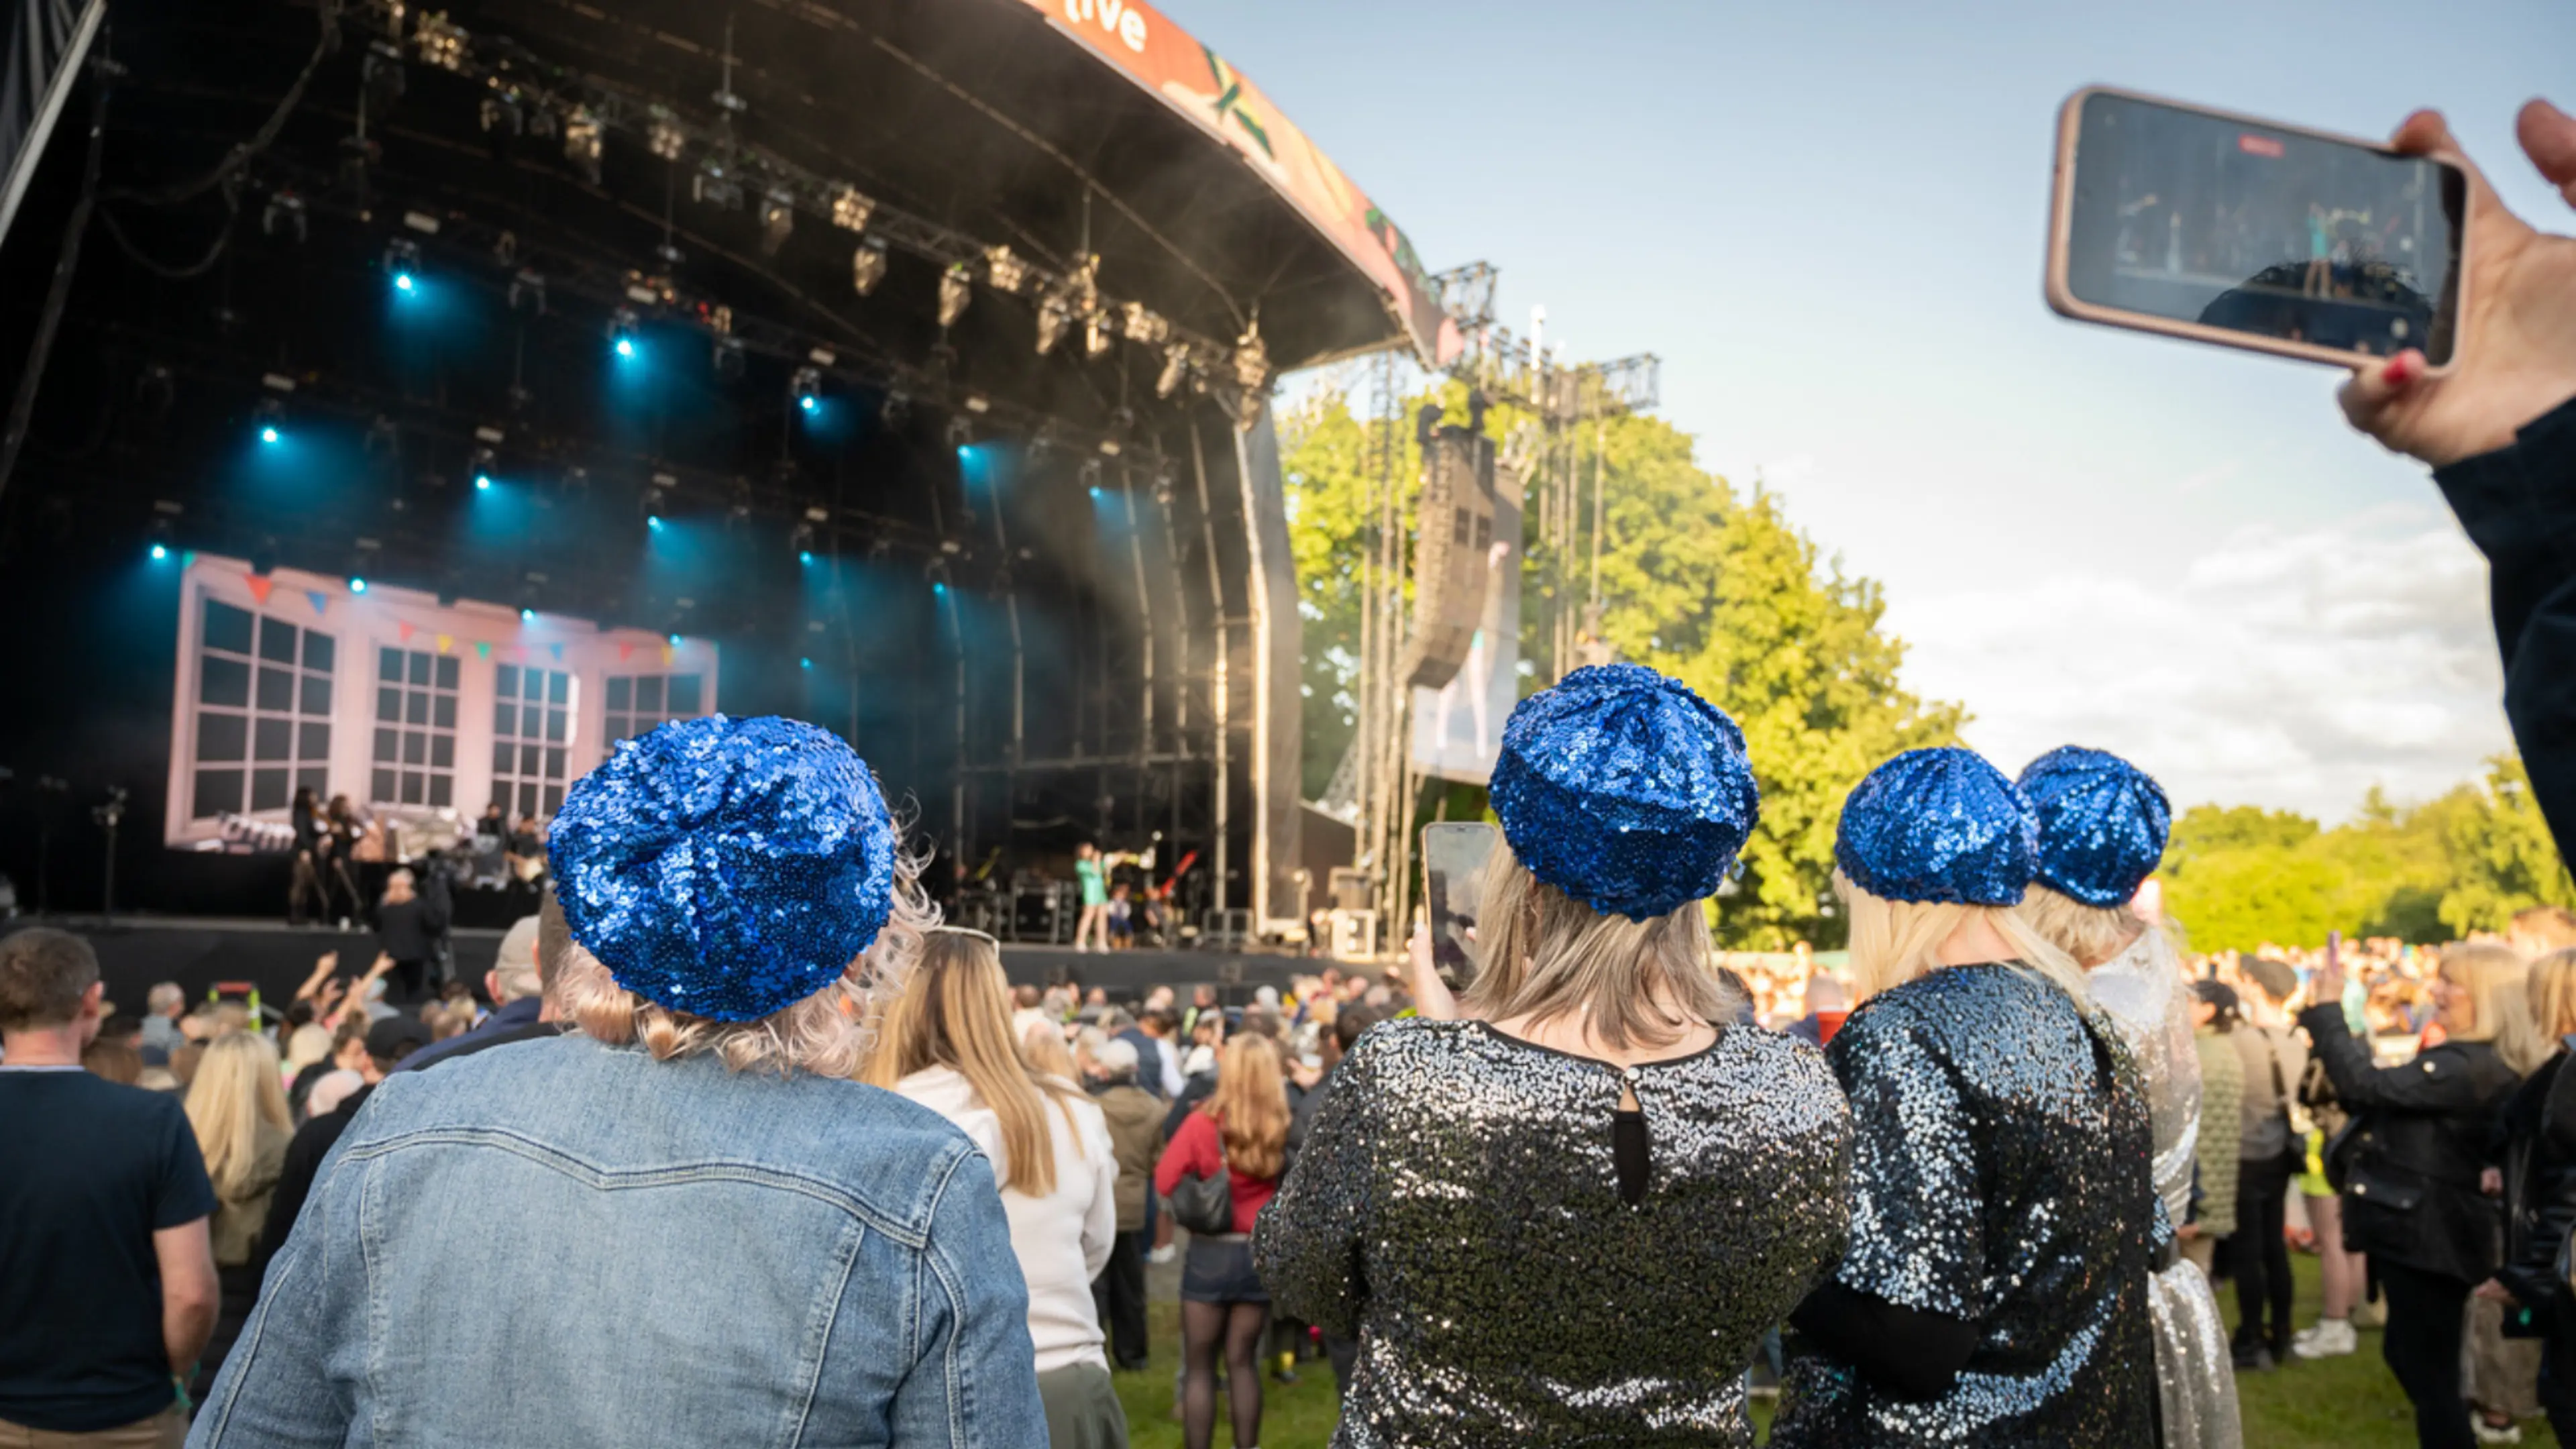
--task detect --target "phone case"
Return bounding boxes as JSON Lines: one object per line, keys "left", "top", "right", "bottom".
{"left": 2043, "top": 85, "right": 2465, "bottom": 372}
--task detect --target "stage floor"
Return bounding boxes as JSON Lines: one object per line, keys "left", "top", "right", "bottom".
{"left": 5, "top": 914, "right": 1314, "bottom": 1014}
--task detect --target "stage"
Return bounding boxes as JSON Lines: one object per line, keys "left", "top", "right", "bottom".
{"left": 5, "top": 914, "right": 1316, "bottom": 1016}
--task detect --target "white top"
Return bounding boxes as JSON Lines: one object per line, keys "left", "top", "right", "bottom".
{"left": 896, "top": 1065, "right": 1118, "bottom": 1375}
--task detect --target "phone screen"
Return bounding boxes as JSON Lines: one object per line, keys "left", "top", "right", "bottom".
{"left": 2064, "top": 91, "right": 2463, "bottom": 362}
{"left": 1421, "top": 822, "right": 1499, "bottom": 993}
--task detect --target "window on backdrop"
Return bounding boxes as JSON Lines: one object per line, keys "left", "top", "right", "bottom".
{"left": 601, "top": 672, "right": 704, "bottom": 745}
{"left": 192, "top": 596, "right": 336, "bottom": 819}
{"left": 372, "top": 646, "right": 460, "bottom": 809}
{"left": 492, "top": 664, "right": 576, "bottom": 818}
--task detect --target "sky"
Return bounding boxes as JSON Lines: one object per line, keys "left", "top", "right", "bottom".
{"left": 1180, "top": 0, "right": 2575, "bottom": 822}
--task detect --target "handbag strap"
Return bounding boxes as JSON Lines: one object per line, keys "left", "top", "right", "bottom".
{"left": 2262, "top": 1028, "right": 2294, "bottom": 1120}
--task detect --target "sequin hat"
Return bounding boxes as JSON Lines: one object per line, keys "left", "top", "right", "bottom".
{"left": 1489, "top": 663, "right": 1760, "bottom": 921}
{"left": 2017, "top": 745, "right": 2171, "bottom": 908}
{"left": 549, "top": 714, "right": 898, "bottom": 1022}
{"left": 1833, "top": 746, "right": 2037, "bottom": 906}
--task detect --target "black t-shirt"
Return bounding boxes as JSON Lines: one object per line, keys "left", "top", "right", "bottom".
{"left": 0, "top": 1067, "right": 217, "bottom": 1432}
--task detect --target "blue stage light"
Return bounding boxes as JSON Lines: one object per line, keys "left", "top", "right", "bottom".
{"left": 349, "top": 577, "right": 368, "bottom": 594}
{"left": 476, "top": 474, "right": 493, "bottom": 491}
{"left": 667, "top": 633, "right": 681, "bottom": 646}
{"left": 520, "top": 607, "right": 535, "bottom": 622}
{"left": 150, "top": 543, "right": 169, "bottom": 561}
{"left": 1089, "top": 486, "right": 1103, "bottom": 499}
{"left": 260, "top": 425, "right": 280, "bottom": 445}
{"left": 614, "top": 337, "right": 636, "bottom": 359}
{"left": 800, "top": 657, "right": 813, "bottom": 670}
{"left": 394, "top": 272, "right": 415, "bottom": 294}
{"left": 799, "top": 550, "right": 814, "bottom": 566}
{"left": 932, "top": 580, "right": 948, "bottom": 595}
{"left": 800, "top": 396, "right": 818, "bottom": 413}
{"left": 957, "top": 445, "right": 971, "bottom": 460}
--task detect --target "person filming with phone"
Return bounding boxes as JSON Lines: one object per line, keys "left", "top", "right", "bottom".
{"left": 1256, "top": 663, "right": 1853, "bottom": 1447}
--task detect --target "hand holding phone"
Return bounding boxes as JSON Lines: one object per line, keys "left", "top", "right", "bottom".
{"left": 1420, "top": 822, "right": 1499, "bottom": 994}
{"left": 2339, "top": 101, "right": 2576, "bottom": 468}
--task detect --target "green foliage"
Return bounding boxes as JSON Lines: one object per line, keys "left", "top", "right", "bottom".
{"left": 1279, "top": 382, "right": 1960, "bottom": 950}
{"left": 2161, "top": 756, "right": 2574, "bottom": 953}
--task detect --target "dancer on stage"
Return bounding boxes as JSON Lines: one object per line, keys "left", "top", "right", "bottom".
{"left": 2018, "top": 745, "right": 2240, "bottom": 1449}
{"left": 1258, "top": 663, "right": 1852, "bottom": 1448}
{"left": 1771, "top": 746, "right": 2158, "bottom": 1449}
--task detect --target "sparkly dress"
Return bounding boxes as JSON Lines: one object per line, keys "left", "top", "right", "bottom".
{"left": 1771, "top": 963, "right": 2160, "bottom": 1448}
{"left": 1254, "top": 1016, "right": 1851, "bottom": 1448}
{"left": 2090, "top": 930, "right": 2242, "bottom": 1449}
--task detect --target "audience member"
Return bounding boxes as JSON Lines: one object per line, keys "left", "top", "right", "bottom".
{"left": 1162, "top": 1034, "right": 1291, "bottom": 1449}
{"left": 2184, "top": 981, "right": 2245, "bottom": 1277}
{"left": 2487, "top": 948, "right": 2576, "bottom": 1442}
{"left": 871, "top": 930, "right": 1127, "bottom": 1448}
{"left": 193, "top": 716, "right": 1042, "bottom": 1445}
{"left": 2231, "top": 957, "right": 2309, "bottom": 1371}
{"left": 180, "top": 1032, "right": 293, "bottom": 1402}
{"left": 1081, "top": 1033, "right": 1163, "bottom": 1372}
{"left": 254, "top": 1014, "right": 428, "bottom": 1274}
{"left": 0, "top": 928, "right": 219, "bottom": 1446}
{"left": 396, "top": 910, "right": 563, "bottom": 1073}
{"left": 140, "top": 982, "right": 186, "bottom": 1065}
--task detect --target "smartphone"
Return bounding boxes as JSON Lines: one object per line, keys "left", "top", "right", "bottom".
{"left": 2047, "top": 87, "right": 2466, "bottom": 368}
{"left": 1421, "top": 822, "right": 1499, "bottom": 992}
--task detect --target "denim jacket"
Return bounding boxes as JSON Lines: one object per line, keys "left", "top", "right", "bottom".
{"left": 187, "top": 1032, "right": 1042, "bottom": 1447}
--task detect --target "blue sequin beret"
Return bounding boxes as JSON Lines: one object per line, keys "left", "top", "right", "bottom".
{"left": 1489, "top": 663, "right": 1760, "bottom": 921}
{"left": 1834, "top": 746, "right": 2037, "bottom": 906}
{"left": 2017, "top": 745, "right": 2171, "bottom": 908}
{"left": 548, "top": 714, "right": 898, "bottom": 1022}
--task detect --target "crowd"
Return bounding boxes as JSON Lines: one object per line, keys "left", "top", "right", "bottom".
{"left": 0, "top": 101, "right": 2570, "bottom": 1449}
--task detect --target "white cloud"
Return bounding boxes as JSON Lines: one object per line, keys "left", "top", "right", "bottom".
{"left": 1887, "top": 502, "right": 2512, "bottom": 821}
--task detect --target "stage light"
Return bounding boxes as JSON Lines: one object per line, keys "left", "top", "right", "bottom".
{"left": 947, "top": 415, "right": 974, "bottom": 452}
{"left": 760, "top": 192, "right": 794, "bottom": 256}
{"left": 938, "top": 264, "right": 971, "bottom": 327}
{"left": 667, "top": 633, "right": 681, "bottom": 646}
{"left": 608, "top": 308, "right": 640, "bottom": 360}
{"left": 150, "top": 543, "right": 168, "bottom": 561}
{"left": 985, "top": 245, "right": 1029, "bottom": 294}
{"left": 564, "top": 109, "right": 603, "bottom": 185}
{"left": 851, "top": 237, "right": 888, "bottom": 297}
{"left": 476, "top": 474, "right": 492, "bottom": 491}
{"left": 830, "top": 184, "right": 874, "bottom": 231}
{"left": 616, "top": 336, "right": 635, "bottom": 359}
{"left": 260, "top": 426, "right": 280, "bottom": 445}
{"left": 712, "top": 336, "right": 745, "bottom": 380}
{"left": 521, "top": 607, "right": 535, "bottom": 621}
{"left": 647, "top": 515, "right": 664, "bottom": 531}
{"left": 253, "top": 396, "right": 286, "bottom": 444}
{"left": 1122, "top": 301, "right": 1169, "bottom": 345}
{"left": 932, "top": 581, "right": 947, "bottom": 595}
{"left": 1035, "top": 297, "right": 1071, "bottom": 356}
{"left": 1089, "top": 486, "right": 1102, "bottom": 499}
{"left": 384, "top": 237, "right": 421, "bottom": 293}
{"left": 800, "top": 657, "right": 813, "bottom": 670}
{"left": 1156, "top": 343, "right": 1189, "bottom": 398}
{"left": 395, "top": 272, "right": 415, "bottom": 293}
{"left": 791, "top": 366, "right": 822, "bottom": 415}
{"left": 350, "top": 576, "right": 369, "bottom": 594}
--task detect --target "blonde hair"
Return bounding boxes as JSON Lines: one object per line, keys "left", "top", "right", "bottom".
{"left": 1460, "top": 846, "right": 1739, "bottom": 1051}
{"left": 282, "top": 1023, "right": 333, "bottom": 1075}
{"left": 1203, "top": 1033, "right": 1290, "bottom": 1182}
{"left": 183, "top": 1032, "right": 291, "bottom": 1199}
{"left": 1837, "top": 869, "right": 2090, "bottom": 1004}
{"left": 2017, "top": 885, "right": 2151, "bottom": 968}
{"left": 861, "top": 930, "right": 1081, "bottom": 1195}
{"left": 2443, "top": 943, "right": 2551, "bottom": 1073}
{"left": 2528, "top": 949, "right": 2576, "bottom": 1042}
{"left": 564, "top": 858, "right": 934, "bottom": 1081}
{"left": 1021, "top": 1020, "right": 1078, "bottom": 1081}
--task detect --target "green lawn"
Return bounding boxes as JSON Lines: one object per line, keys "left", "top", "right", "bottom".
{"left": 1113, "top": 1254, "right": 2551, "bottom": 1448}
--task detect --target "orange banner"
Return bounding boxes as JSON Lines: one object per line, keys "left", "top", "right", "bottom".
{"left": 1018, "top": 0, "right": 1455, "bottom": 365}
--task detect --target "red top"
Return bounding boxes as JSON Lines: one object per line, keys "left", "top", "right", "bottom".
{"left": 1155, "top": 1108, "right": 1278, "bottom": 1235}
{"left": 1815, "top": 1010, "right": 1850, "bottom": 1046}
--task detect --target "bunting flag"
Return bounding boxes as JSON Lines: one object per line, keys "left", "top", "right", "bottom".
{"left": 516, "top": 644, "right": 529, "bottom": 661}
{"left": 549, "top": 643, "right": 564, "bottom": 662}
{"left": 476, "top": 641, "right": 492, "bottom": 659}
{"left": 398, "top": 622, "right": 415, "bottom": 643}
{"left": 306, "top": 591, "right": 329, "bottom": 616}
{"left": 180, "top": 550, "right": 199, "bottom": 568}
{"left": 435, "top": 634, "right": 452, "bottom": 654}
{"left": 618, "top": 642, "right": 634, "bottom": 662}
{"left": 660, "top": 645, "right": 675, "bottom": 667}
{"left": 245, "top": 574, "right": 274, "bottom": 605}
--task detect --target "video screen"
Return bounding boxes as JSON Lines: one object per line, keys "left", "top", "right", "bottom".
{"left": 2065, "top": 92, "right": 2462, "bottom": 361}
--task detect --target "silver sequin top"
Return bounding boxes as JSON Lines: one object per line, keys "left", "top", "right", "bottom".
{"left": 2090, "top": 929, "right": 2202, "bottom": 1230}
{"left": 1772, "top": 963, "right": 2160, "bottom": 1449}
{"left": 1255, "top": 1016, "right": 1851, "bottom": 1448}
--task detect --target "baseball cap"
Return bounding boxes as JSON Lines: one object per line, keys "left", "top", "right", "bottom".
{"left": 366, "top": 1015, "right": 432, "bottom": 1063}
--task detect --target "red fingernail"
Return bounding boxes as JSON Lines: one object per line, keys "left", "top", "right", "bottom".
{"left": 2387, "top": 354, "right": 2416, "bottom": 386}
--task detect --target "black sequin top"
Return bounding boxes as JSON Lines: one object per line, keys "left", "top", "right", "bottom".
{"left": 1254, "top": 1016, "right": 1852, "bottom": 1448}
{"left": 1770, "top": 963, "right": 2160, "bottom": 1449}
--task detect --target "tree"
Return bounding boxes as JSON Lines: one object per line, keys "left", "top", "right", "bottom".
{"left": 2438, "top": 755, "right": 2576, "bottom": 935}
{"left": 1280, "top": 382, "right": 1961, "bottom": 949}
{"left": 2163, "top": 805, "right": 2320, "bottom": 873}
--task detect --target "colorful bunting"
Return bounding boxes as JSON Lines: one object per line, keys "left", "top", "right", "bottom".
{"left": 549, "top": 643, "right": 564, "bottom": 662}
{"left": 476, "top": 641, "right": 492, "bottom": 659}
{"left": 660, "top": 645, "right": 675, "bottom": 667}
{"left": 619, "top": 642, "right": 634, "bottom": 662}
{"left": 306, "top": 591, "right": 329, "bottom": 616}
{"left": 245, "top": 574, "right": 274, "bottom": 605}
{"left": 435, "top": 634, "right": 452, "bottom": 654}
{"left": 398, "top": 622, "right": 415, "bottom": 643}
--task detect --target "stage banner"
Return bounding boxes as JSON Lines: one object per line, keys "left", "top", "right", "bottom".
{"left": 1409, "top": 466, "right": 1523, "bottom": 785}
{"left": 0, "top": 0, "right": 101, "bottom": 246}
{"left": 1018, "top": 0, "right": 1456, "bottom": 367}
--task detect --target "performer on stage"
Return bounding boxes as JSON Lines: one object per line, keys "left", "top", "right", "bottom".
{"left": 2018, "top": 745, "right": 2240, "bottom": 1449}
{"left": 1771, "top": 746, "right": 2159, "bottom": 1449}
{"left": 1258, "top": 663, "right": 1852, "bottom": 1448}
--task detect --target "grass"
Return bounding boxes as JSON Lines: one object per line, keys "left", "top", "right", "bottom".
{"left": 1111, "top": 1254, "right": 2555, "bottom": 1448}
